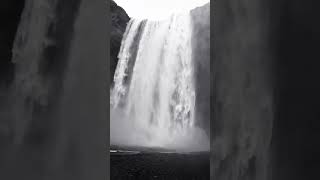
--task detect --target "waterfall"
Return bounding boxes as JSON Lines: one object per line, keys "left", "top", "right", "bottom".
{"left": 9, "top": 0, "right": 82, "bottom": 145}
{"left": 10, "top": 0, "right": 60, "bottom": 144}
{"left": 2, "top": 1, "right": 107, "bottom": 179}
{"left": 111, "top": 12, "right": 209, "bottom": 151}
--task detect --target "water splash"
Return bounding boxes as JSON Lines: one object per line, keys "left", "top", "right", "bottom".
{"left": 111, "top": 12, "right": 209, "bottom": 151}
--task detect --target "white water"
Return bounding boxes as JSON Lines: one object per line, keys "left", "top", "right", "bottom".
{"left": 111, "top": 13, "right": 209, "bottom": 151}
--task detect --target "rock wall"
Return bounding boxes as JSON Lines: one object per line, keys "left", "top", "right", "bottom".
{"left": 212, "top": 1, "right": 274, "bottom": 179}
{"left": 190, "top": 3, "right": 210, "bottom": 138}
{"left": 0, "top": 1, "right": 25, "bottom": 88}
{"left": 270, "top": 0, "right": 320, "bottom": 179}
{"left": 111, "top": 0, "right": 130, "bottom": 83}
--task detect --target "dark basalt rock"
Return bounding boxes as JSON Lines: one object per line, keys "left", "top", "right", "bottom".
{"left": 0, "top": 0, "right": 25, "bottom": 88}
{"left": 111, "top": 0, "right": 130, "bottom": 83}
{"left": 190, "top": 3, "right": 210, "bottom": 137}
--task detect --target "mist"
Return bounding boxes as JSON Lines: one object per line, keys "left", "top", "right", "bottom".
{"left": 110, "top": 4, "right": 210, "bottom": 152}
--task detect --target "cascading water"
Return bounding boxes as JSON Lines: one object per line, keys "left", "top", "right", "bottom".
{"left": 1, "top": 1, "right": 108, "bottom": 179}
{"left": 111, "top": 12, "right": 209, "bottom": 151}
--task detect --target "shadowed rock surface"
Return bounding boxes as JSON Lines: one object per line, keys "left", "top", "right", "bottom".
{"left": 270, "top": 0, "right": 320, "bottom": 179}
{"left": 190, "top": 3, "right": 210, "bottom": 138}
{"left": 0, "top": 1, "right": 25, "bottom": 88}
{"left": 111, "top": 0, "right": 130, "bottom": 82}
{"left": 212, "top": 0, "right": 273, "bottom": 180}
{"left": 212, "top": 1, "right": 320, "bottom": 180}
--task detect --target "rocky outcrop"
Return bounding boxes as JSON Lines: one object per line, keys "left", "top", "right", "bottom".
{"left": 111, "top": 0, "right": 130, "bottom": 82}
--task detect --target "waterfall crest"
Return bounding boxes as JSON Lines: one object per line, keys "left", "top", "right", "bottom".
{"left": 111, "top": 13, "right": 209, "bottom": 151}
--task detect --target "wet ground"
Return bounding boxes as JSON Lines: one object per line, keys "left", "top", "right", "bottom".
{"left": 110, "top": 146, "right": 210, "bottom": 180}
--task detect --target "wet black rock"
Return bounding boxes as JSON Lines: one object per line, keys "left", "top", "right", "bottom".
{"left": 190, "top": 3, "right": 210, "bottom": 137}
{"left": 111, "top": 0, "right": 130, "bottom": 82}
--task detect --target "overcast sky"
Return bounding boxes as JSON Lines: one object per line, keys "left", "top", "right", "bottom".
{"left": 114, "top": 0, "right": 210, "bottom": 20}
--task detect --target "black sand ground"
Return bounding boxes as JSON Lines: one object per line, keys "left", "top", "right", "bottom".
{"left": 110, "top": 149, "right": 209, "bottom": 180}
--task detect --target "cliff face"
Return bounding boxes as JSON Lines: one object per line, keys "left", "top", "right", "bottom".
{"left": 0, "top": 1, "right": 25, "bottom": 144}
{"left": 0, "top": 1, "right": 24, "bottom": 88}
{"left": 212, "top": 1, "right": 320, "bottom": 180}
{"left": 212, "top": 1, "right": 273, "bottom": 180}
{"left": 111, "top": 1, "right": 130, "bottom": 82}
{"left": 269, "top": 1, "right": 320, "bottom": 180}
{"left": 190, "top": 3, "right": 210, "bottom": 138}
